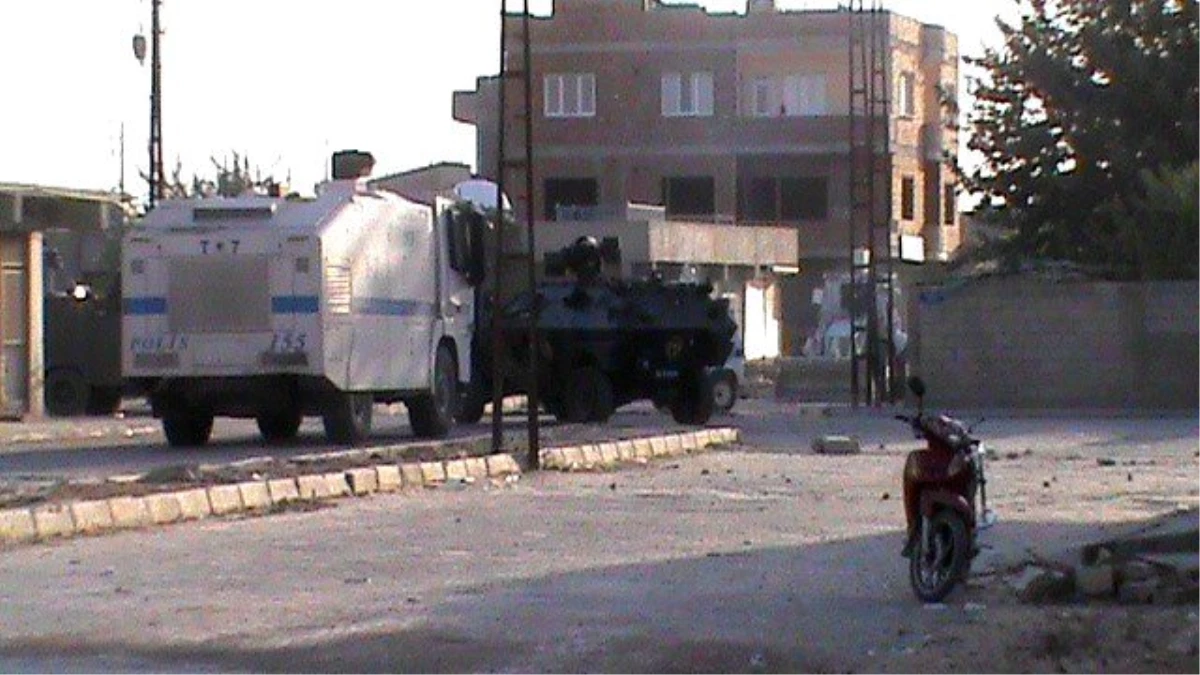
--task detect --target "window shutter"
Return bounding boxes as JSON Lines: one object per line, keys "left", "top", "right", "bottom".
{"left": 544, "top": 75, "right": 562, "bottom": 116}
{"left": 579, "top": 74, "right": 596, "bottom": 116}
{"left": 695, "top": 72, "right": 714, "bottom": 116}
{"left": 662, "top": 72, "right": 681, "bottom": 116}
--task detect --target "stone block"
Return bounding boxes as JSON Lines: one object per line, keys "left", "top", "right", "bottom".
{"left": 464, "top": 457, "right": 489, "bottom": 478}
{"left": 238, "top": 481, "right": 272, "bottom": 510}
{"left": 665, "top": 435, "right": 683, "bottom": 455}
{"left": 599, "top": 443, "right": 620, "bottom": 464}
{"left": 108, "top": 496, "right": 150, "bottom": 529}
{"left": 812, "top": 435, "right": 861, "bottom": 455}
{"left": 324, "top": 472, "right": 352, "bottom": 497}
{"left": 486, "top": 454, "right": 520, "bottom": 476}
{"left": 1117, "top": 579, "right": 1160, "bottom": 604}
{"left": 345, "top": 468, "right": 379, "bottom": 495}
{"left": 581, "top": 445, "right": 603, "bottom": 467}
{"left": 400, "top": 463, "right": 425, "bottom": 487}
{"left": 0, "top": 508, "right": 36, "bottom": 544}
{"left": 143, "top": 493, "right": 183, "bottom": 525}
{"left": 175, "top": 488, "right": 213, "bottom": 520}
{"left": 1076, "top": 564, "right": 1116, "bottom": 597}
{"left": 1013, "top": 566, "right": 1075, "bottom": 604}
{"left": 376, "top": 465, "right": 402, "bottom": 492}
{"left": 633, "top": 438, "right": 654, "bottom": 458}
{"left": 419, "top": 462, "right": 447, "bottom": 484}
{"left": 616, "top": 441, "right": 636, "bottom": 460}
{"left": 70, "top": 500, "right": 114, "bottom": 534}
{"left": 207, "top": 484, "right": 244, "bottom": 515}
{"left": 557, "top": 446, "right": 582, "bottom": 468}
{"left": 444, "top": 460, "right": 469, "bottom": 482}
{"left": 267, "top": 478, "right": 301, "bottom": 504}
{"left": 650, "top": 437, "right": 669, "bottom": 457}
{"left": 296, "top": 474, "right": 329, "bottom": 500}
{"left": 681, "top": 433, "right": 699, "bottom": 452}
{"left": 32, "top": 505, "right": 74, "bottom": 540}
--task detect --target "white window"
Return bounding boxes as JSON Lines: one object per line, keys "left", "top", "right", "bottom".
{"left": 662, "top": 71, "right": 714, "bottom": 117}
{"left": 751, "top": 76, "right": 775, "bottom": 117}
{"left": 544, "top": 73, "right": 596, "bottom": 118}
{"left": 782, "top": 74, "right": 828, "bottom": 116}
{"left": 897, "top": 71, "right": 915, "bottom": 117}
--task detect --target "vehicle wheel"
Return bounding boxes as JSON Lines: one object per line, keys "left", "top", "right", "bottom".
{"left": 162, "top": 407, "right": 215, "bottom": 448}
{"left": 670, "top": 369, "right": 714, "bottom": 425}
{"left": 323, "top": 392, "right": 373, "bottom": 444}
{"left": 909, "top": 509, "right": 971, "bottom": 603}
{"left": 710, "top": 370, "right": 738, "bottom": 414}
{"left": 410, "top": 344, "right": 457, "bottom": 438}
{"left": 85, "top": 386, "right": 123, "bottom": 416}
{"left": 257, "top": 408, "right": 303, "bottom": 443}
{"left": 45, "top": 369, "right": 88, "bottom": 417}
{"left": 563, "top": 366, "right": 613, "bottom": 423}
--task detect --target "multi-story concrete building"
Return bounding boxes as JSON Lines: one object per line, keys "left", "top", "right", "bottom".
{"left": 453, "top": 0, "right": 961, "bottom": 355}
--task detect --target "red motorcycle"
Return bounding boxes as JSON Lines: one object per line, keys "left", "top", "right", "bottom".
{"left": 897, "top": 376, "right": 996, "bottom": 602}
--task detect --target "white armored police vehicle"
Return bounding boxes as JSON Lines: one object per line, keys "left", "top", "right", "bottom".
{"left": 122, "top": 151, "right": 490, "bottom": 447}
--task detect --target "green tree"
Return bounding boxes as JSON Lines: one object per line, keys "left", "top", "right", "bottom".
{"left": 962, "top": 0, "right": 1198, "bottom": 279}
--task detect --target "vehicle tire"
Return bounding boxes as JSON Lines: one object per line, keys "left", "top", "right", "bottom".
{"left": 162, "top": 407, "right": 215, "bottom": 448}
{"left": 322, "top": 392, "right": 373, "bottom": 444}
{"left": 670, "top": 369, "right": 714, "bottom": 426}
{"left": 410, "top": 344, "right": 457, "bottom": 439}
{"left": 563, "top": 366, "right": 613, "bottom": 423}
{"left": 257, "top": 408, "right": 303, "bottom": 443}
{"left": 909, "top": 509, "right": 971, "bottom": 603}
{"left": 45, "top": 369, "right": 88, "bottom": 417}
{"left": 85, "top": 386, "right": 123, "bottom": 416}
{"left": 710, "top": 370, "right": 738, "bottom": 414}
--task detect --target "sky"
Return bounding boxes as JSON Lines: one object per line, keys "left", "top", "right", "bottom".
{"left": 0, "top": 0, "right": 1018, "bottom": 201}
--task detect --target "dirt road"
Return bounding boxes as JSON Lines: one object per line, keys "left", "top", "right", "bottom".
{"left": 0, "top": 402, "right": 1195, "bottom": 672}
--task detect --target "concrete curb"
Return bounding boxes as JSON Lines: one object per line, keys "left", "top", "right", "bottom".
{"left": 0, "top": 427, "right": 738, "bottom": 548}
{"left": 539, "top": 427, "right": 738, "bottom": 471}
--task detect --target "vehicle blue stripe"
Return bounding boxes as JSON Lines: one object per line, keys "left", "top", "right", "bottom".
{"left": 122, "top": 297, "right": 167, "bottom": 315}
{"left": 352, "top": 297, "right": 433, "bottom": 316}
{"left": 272, "top": 295, "right": 320, "bottom": 314}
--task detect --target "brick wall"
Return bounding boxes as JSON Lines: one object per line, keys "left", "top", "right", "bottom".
{"left": 910, "top": 278, "right": 1199, "bottom": 410}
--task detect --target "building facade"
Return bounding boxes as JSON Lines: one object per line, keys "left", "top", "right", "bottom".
{"left": 453, "top": 0, "right": 961, "bottom": 354}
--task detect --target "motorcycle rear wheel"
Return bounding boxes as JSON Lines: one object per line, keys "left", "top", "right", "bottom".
{"left": 909, "top": 509, "right": 971, "bottom": 603}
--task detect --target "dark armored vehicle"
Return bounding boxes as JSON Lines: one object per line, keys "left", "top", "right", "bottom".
{"left": 43, "top": 274, "right": 123, "bottom": 416}
{"left": 464, "top": 236, "right": 736, "bottom": 426}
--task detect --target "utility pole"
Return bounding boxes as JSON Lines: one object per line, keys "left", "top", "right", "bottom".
{"left": 148, "top": 0, "right": 164, "bottom": 207}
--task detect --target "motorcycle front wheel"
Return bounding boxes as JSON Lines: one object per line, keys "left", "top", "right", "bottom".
{"left": 909, "top": 509, "right": 971, "bottom": 603}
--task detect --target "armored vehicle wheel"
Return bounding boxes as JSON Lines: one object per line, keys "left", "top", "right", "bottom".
{"left": 46, "top": 369, "right": 88, "bottom": 417}
{"left": 257, "top": 408, "right": 302, "bottom": 443}
{"left": 162, "top": 407, "right": 215, "bottom": 447}
{"left": 86, "top": 386, "right": 123, "bottom": 416}
{"left": 410, "top": 344, "right": 457, "bottom": 438}
{"left": 709, "top": 370, "right": 738, "bottom": 413}
{"left": 670, "top": 370, "right": 714, "bottom": 426}
{"left": 564, "top": 366, "right": 614, "bottom": 423}
{"left": 323, "top": 392, "right": 373, "bottom": 444}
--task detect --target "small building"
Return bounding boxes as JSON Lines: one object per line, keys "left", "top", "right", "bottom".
{"left": 0, "top": 183, "right": 131, "bottom": 418}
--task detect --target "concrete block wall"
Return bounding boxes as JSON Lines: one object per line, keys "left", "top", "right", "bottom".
{"left": 911, "top": 278, "right": 1198, "bottom": 410}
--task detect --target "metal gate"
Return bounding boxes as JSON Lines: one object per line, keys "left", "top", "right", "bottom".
{"left": 0, "top": 234, "right": 28, "bottom": 415}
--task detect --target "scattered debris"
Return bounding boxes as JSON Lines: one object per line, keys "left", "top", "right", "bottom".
{"left": 812, "top": 435, "right": 861, "bottom": 455}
